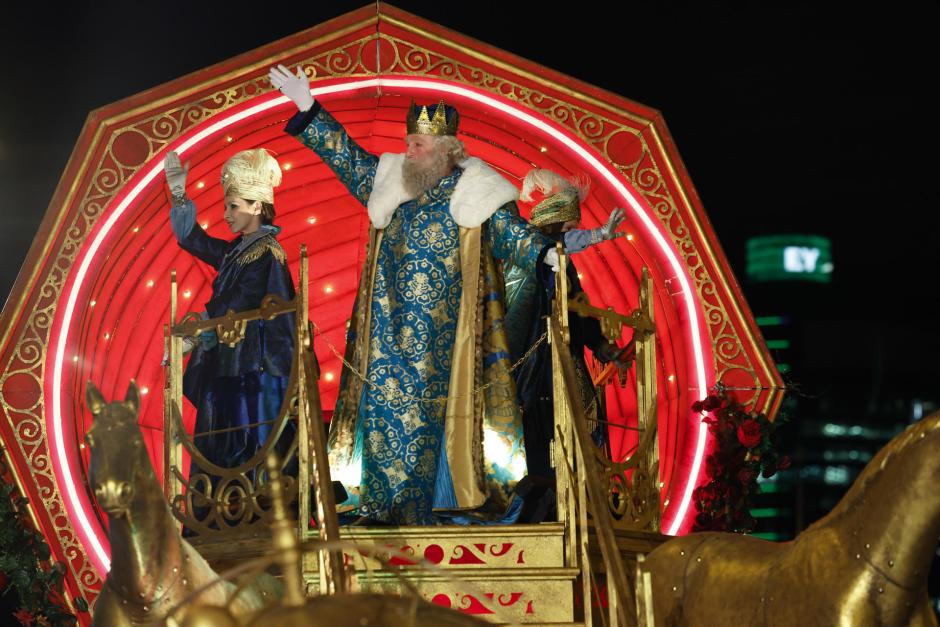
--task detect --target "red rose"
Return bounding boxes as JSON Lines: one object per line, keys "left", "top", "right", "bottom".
{"left": 736, "top": 419, "right": 762, "bottom": 448}
{"left": 694, "top": 483, "right": 720, "bottom": 505}
{"left": 737, "top": 467, "right": 757, "bottom": 485}
{"left": 14, "top": 609, "right": 35, "bottom": 627}
{"left": 716, "top": 417, "right": 734, "bottom": 435}
{"left": 724, "top": 452, "right": 745, "bottom": 473}
{"left": 778, "top": 455, "right": 792, "bottom": 470}
{"left": 705, "top": 454, "right": 719, "bottom": 478}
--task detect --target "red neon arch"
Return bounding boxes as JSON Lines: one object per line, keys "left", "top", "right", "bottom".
{"left": 46, "top": 76, "right": 713, "bottom": 574}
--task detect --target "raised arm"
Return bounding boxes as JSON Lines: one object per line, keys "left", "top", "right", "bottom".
{"left": 270, "top": 64, "right": 378, "bottom": 205}
{"left": 164, "top": 151, "right": 229, "bottom": 268}
{"left": 562, "top": 207, "right": 627, "bottom": 253}
{"left": 485, "top": 202, "right": 554, "bottom": 273}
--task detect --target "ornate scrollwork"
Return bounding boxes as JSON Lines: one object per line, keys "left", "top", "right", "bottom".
{"left": 588, "top": 394, "right": 662, "bottom": 532}
{"left": 166, "top": 378, "right": 301, "bottom": 539}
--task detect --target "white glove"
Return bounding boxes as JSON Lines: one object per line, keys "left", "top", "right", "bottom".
{"left": 600, "top": 207, "right": 626, "bottom": 240}
{"left": 562, "top": 208, "right": 627, "bottom": 253}
{"left": 163, "top": 151, "right": 189, "bottom": 199}
{"left": 268, "top": 64, "right": 314, "bottom": 112}
{"left": 544, "top": 249, "right": 560, "bottom": 272}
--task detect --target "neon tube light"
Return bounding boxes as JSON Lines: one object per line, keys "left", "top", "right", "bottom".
{"left": 50, "top": 76, "right": 708, "bottom": 574}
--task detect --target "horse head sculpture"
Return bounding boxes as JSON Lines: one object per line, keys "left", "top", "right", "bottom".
{"left": 85, "top": 381, "right": 279, "bottom": 626}
{"left": 86, "top": 381, "right": 148, "bottom": 519}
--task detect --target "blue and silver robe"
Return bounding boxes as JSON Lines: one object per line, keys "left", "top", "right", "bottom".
{"left": 287, "top": 105, "right": 550, "bottom": 524}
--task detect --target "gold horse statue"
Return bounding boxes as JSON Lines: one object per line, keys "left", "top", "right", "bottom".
{"left": 85, "top": 381, "right": 280, "bottom": 626}
{"left": 643, "top": 410, "right": 940, "bottom": 626}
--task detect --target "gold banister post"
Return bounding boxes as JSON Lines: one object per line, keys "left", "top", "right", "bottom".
{"left": 296, "top": 248, "right": 311, "bottom": 564}
{"left": 550, "top": 244, "right": 594, "bottom": 627}
{"left": 550, "top": 262, "right": 663, "bottom": 626}
{"left": 297, "top": 245, "right": 346, "bottom": 595}
{"left": 636, "top": 268, "right": 660, "bottom": 530}
{"left": 551, "top": 243, "right": 574, "bottom": 560}
{"left": 164, "top": 270, "right": 183, "bottom": 502}
{"left": 551, "top": 322, "right": 634, "bottom": 627}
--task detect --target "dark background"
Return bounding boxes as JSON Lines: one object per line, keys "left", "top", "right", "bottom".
{"left": 2, "top": 2, "right": 937, "bottom": 375}
{"left": 1, "top": 0, "right": 937, "bottom": 619}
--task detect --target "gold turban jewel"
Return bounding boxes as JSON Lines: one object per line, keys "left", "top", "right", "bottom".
{"left": 220, "top": 148, "right": 282, "bottom": 205}
{"left": 405, "top": 99, "right": 459, "bottom": 136}
{"left": 520, "top": 168, "right": 589, "bottom": 227}
{"left": 529, "top": 189, "right": 582, "bottom": 227}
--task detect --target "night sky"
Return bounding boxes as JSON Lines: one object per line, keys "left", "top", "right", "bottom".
{"left": 1, "top": 2, "right": 937, "bottom": 399}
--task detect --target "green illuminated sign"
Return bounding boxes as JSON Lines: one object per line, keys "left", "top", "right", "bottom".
{"left": 746, "top": 235, "right": 833, "bottom": 283}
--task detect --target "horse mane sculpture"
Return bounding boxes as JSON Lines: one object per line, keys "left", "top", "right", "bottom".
{"left": 643, "top": 410, "right": 940, "bottom": 626}
{"left": 85, "top": 381, "right": 280, "bottom": 626}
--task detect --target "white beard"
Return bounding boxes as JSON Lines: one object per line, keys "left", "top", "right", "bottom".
{"left": 401, "top": 149, "right": 453, "bottom": 197}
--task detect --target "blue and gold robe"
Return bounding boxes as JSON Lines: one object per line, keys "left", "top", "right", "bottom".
{"left": 287, "top": 105, "right": 551, "bottom": 524}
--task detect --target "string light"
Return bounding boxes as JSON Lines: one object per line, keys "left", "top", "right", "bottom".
{"left": 183, "top": 290, "right": 192, "bottom": 298}
{"left": 226, "top": 136, "right": 233, "bottom": 143}
{"left": 72, "top": 356, "right": 79, "bottom": 363}
{"left": 307, "top": 217, "right": 316, "bottom": 224}
{"left": 141, "top": 387, "right": 149, "bottom": 395}
{"left": 668, "top": 374, "right": 676, "bottom": 383}
{"left": 324, "top": 285, "right": 333, "bottom": 294}
{"left": 196, "top": 181, "right": 205, "bottom": 189}
{"left": 132, "top": 227, "right": 140, "bottom": 233}
{"left": 626, "top": 233, "right": 634, "bottom": 241}
{"left": 89, "top": 300, "right": 96, "bottom": 307}
{"left": 283, "top": 163, "right": 292, "bottom": 171}
{"left": 104, "top": 333, "right": 110, "bottom": 340}
{"left": 146, "top": 280, "right": 154, "bottom": 288}
{"left": 324, "top": 372, "right": 335, "bottom": 382}
{"left": 540, "top": 146, "right": 547, "bottom": 153}
{"left": 201, "top": 222, "right": 209, "bottom": 229}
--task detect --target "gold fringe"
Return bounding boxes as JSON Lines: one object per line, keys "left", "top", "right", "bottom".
{"left": 237, "top": 236, "right": 286, "bottom": 266}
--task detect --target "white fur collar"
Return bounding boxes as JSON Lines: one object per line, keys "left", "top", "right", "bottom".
{"left": 366, "top": 154, "right": 518, "bottom": 229}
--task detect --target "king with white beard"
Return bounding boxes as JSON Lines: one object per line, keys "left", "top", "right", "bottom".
{"left": 271, "top": 64, "right": 555, "bottom": 525}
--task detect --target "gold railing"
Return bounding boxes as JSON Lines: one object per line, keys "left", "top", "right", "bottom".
{"left": 163, "top": 245, "right": 346, "bottom": 594}
{"left": 549, "top": 244, "right": 660, "bottom": 626}
{"left": 161, "top": 241, "right": 658, "bottom": 620}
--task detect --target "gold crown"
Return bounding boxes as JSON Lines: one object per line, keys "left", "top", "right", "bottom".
{"left": 406, "top": 99, "right": 459, "bottom": 136}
